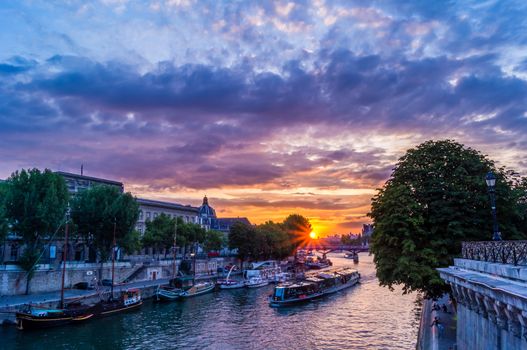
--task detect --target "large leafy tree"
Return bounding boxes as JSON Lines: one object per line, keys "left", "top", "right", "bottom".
{"left": 0, "top": 181, "right": 8, "bottom": 241}
{"left": 70, "top": 185, "right": 139, "bottom": 278}
{"left": 369, "top": 140, "right": 526, "bottom": 298}
{"left": 142, "top": 213, "right": 177, "bottom": 258}
{"left": 229, "top": 215, "right": 312, "bottom": 265}
{"left": 3, "top": 169, "right": 69, "bottom": 294}
{"left": 283, "top": 214, "right": 312, "bottom": 251}
{"left": 203, "top": 230, "right": 225, "bottom": 252}
{"left": 229, "top": 221, "right": 257, "bottom": 267}
{"left": 258, "top": 221, "right": 291, "bottom": 259}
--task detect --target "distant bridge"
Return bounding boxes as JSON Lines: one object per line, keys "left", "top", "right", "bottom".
{"left": 307, "top": 244, "right": 370, "bottom": 253}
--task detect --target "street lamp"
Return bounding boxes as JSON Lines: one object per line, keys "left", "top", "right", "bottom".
{"left": 485, "top": 172, "right": 502, "bottom": 241}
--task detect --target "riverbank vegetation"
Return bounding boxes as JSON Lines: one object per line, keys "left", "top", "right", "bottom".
{"left": 0, "top": 168, "right": 241, "bottom": 290}
{"left": 2, "top": 169, "right": 70, "bottom": 294}
{"left": 141, "top": 213, "right": 225, "bottom": 258}
{"left": 228, "top": 214, "right": 312, "bottom": 267}
{"left": 369, "top": 140, "right": 527, "bottom": 298}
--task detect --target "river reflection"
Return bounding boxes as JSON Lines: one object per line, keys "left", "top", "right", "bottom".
{"left": 1, "top": 253, "right": 421, "bottom": 350}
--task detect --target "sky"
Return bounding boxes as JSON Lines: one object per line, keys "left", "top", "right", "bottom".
{"left": 1, "top": 0, "right": 527, "bottom": 236}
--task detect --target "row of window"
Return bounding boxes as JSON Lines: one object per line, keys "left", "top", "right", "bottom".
{"left": 138, "top": 210, "right": 197, "bottom": 223}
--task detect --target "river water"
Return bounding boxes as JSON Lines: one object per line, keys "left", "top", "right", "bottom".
{"left": 1, "top": 253, "right": 421, "bottom": 350}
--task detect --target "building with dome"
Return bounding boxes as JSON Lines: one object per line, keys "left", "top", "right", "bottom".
{"left": 198, "top": 196, "right": 251, "bottom": 233}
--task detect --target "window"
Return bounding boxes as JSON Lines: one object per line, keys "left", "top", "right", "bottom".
{"left": 146, "top": 212, "right": 151, "bottom": 221}
{"left": 154, "top": 212, "right": 159, "bottom": 218}
{"left": 10, "top": 244, "right": 18, "bottom": 261}
{"left": 139, "top": 210, "right": 143, "bottom": 220}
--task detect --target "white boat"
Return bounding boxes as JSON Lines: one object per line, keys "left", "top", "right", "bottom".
{"left": 245, "top": 277, "right": 269, "bottom": 288}
{"left": 218, "top": 280, "right": 245, "bottom": 289}
{"left": 217, "top": 265, "right": 245, "bottom": 289}
{"left": 244, "top": 260, "right": 282, "bottom": 283}
{"left": 180, "top": 281, "right": 215, "bottom": 298}
{"left": 273, "top": 272, "right": 294, "bottom": 283}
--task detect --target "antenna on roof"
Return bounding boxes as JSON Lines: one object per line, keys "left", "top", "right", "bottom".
{"left": 81, "top": 164, "right": 84, "bottom": 176}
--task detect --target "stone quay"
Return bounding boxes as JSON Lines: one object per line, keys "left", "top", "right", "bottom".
{"left": 438, "top": 241, "right": 527, "bottom": 350}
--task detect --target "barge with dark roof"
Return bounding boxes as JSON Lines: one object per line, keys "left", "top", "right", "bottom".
{"left": 268, "top": 267, "right": 360, "bottom": 307}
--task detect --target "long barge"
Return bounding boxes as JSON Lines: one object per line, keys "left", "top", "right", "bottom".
{"left": 269, "top": 267, "right": 360, "bottom": 307}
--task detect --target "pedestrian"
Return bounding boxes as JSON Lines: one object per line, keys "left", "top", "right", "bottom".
{"left": 442, "top": 304, "right": 448, "bottom": 313}
{"left": 432, "top": 302, "right": 440, "bottom": 312}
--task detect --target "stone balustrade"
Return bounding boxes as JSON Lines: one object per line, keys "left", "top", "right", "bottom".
{"left": 439, "top": 257, "right": 527, "bottom": 349}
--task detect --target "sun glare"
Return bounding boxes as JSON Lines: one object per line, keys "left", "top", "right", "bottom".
{"left": 309, "top": 231, "right": 318, "bottom": 239}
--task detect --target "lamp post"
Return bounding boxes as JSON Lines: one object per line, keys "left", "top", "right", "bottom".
{"left": 485, "top": 172, "right": 502, "bottom": 241}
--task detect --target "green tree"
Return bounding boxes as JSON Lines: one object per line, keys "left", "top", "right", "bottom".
{"left": 258, "top": 221, "right": 291, "bottom": 259}
{"left": 204, "top": 230, "right": 225, "bottom": 252}
{"left": 121, "top": 229, "right": 142, "bottom": 254}
{"left": 142, "top": 213, "right": 176, "bottom": 258}
{"left": 283, "top": 214, "right": 312, "bottom": 252}
{"left": 0, "top": 181, "right": 9, "bottom": 241}
{"left": 229, "top": 221, "right": 256, "bottom": 268}
{"left": 70, "top": 185, "right": 139, "bottom": 279}
{"left": 369, "top": 140, "right": 526, "bottom": 298}
{"left": 229, "top": 215, "right": 313, "bottom": 265}
{"left": 3, "top": 169, "right": 69, "bottom": 294}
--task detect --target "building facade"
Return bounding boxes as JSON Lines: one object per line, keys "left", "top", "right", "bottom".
{"left": 135, "top": 198, "right": 200, "bottom": 235}
{"left": 197, "top": 196, "right": 251, "bottom": 233}
{"left": 1, "top": 171, "right": 202, "bottom": 264}
{"left": 56, "top": 171, "right": 124, "bottom": 194}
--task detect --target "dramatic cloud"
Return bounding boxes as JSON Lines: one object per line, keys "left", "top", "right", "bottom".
{"left": 1, "top": 0, "right": 526, "bottom": 234}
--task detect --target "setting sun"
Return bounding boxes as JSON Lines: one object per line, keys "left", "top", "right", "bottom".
{"left": 309, "top": 231, "right": 318, "bottom": 239}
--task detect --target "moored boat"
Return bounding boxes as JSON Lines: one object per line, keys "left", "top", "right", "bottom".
{"left": 93, "top": 289, "right": 143, "bottom": 316}
{"left": 16, "top": 212, "right": 95, "bottom": 331}
{"left": 245, "top": 277, "right": 269, "bottom": 288}
{"left": 180, "top": 281, "right": 215, "bottom": 297}
{"left": 218, "top": 279, "right": 245, "bottom": 289}
{"left": 344, "top": 251, "right": 359, "bottom": 263}
{"left": 155, "top": 220, "right": 181, "bottom": 302}
{"left": 269, "top": 267, "right": 360, "bottom": 307}
{"left": 155, "top": 286, "right": 183, "bottom": 301}
{"left": 16, "top": 303, "right": 94, "bottom": 331}
{"left": 217, "top": 265, "right": 245, "bottom": 289}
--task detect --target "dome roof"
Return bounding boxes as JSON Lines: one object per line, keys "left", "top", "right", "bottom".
{"left": 199, "top": 196, "right": 216, "bottom": 218}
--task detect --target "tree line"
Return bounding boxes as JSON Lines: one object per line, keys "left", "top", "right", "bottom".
{"left": 0, "top": 168, "right": 224, "bottom": 293}
{"left": 369, "top": 140, "right": 527, "bottom": 298}
{"left": 228, "top": 214, "right": 312, "bottom": 268}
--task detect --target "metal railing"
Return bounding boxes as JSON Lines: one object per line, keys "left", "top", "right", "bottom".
{"left": 462, "top": 241, "right": 527, "bottom": 266}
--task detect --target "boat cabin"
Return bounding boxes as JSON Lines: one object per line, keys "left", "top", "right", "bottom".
{"left": 123, "top": 289, "right": 141, "bottom": 306}
{"left": 169, "top": 276, "right": 195, "bottom": 290}
{"left": 272, "top": 281, "right": 318, "bottom": 301}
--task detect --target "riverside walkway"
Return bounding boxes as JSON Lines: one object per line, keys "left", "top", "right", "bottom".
{"left": 0, "top": 278, "right": 171, "bottom": 310}
{"left": 418, "top": 294, "right": 457, "bottom": 350}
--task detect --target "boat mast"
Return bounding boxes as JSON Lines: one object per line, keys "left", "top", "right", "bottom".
{"left": 192, "top": 241, "right": 196, "bottom": 283}
{"left": 226, "top": 264, "right": 235, "bottom": 282}
{"left": 172, "top": 219, "right": 177, "bottom": 279}
{"left": 59, "top": 208, "right": 70, "bottom": 309}
{"left": 111, "top": 219, "right": 116, "bottom": 299}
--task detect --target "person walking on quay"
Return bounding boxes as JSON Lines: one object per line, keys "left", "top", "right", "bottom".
{"left": 442, "top": 304, "right": 449, "bottom": 313}
{"left": 431, "top": 316, "right": 444, "bottom": 337}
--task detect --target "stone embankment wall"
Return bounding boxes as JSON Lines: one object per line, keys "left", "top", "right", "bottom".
{"left": 0, "top": 257, "right": 236, "bottom": 296}
{"left": 438, "top": 259, "right": 527, "bottom": 350}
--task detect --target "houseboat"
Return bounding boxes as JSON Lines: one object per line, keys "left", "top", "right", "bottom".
{"left": 269, "top": 268, "right": 360, "bottom": 307}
